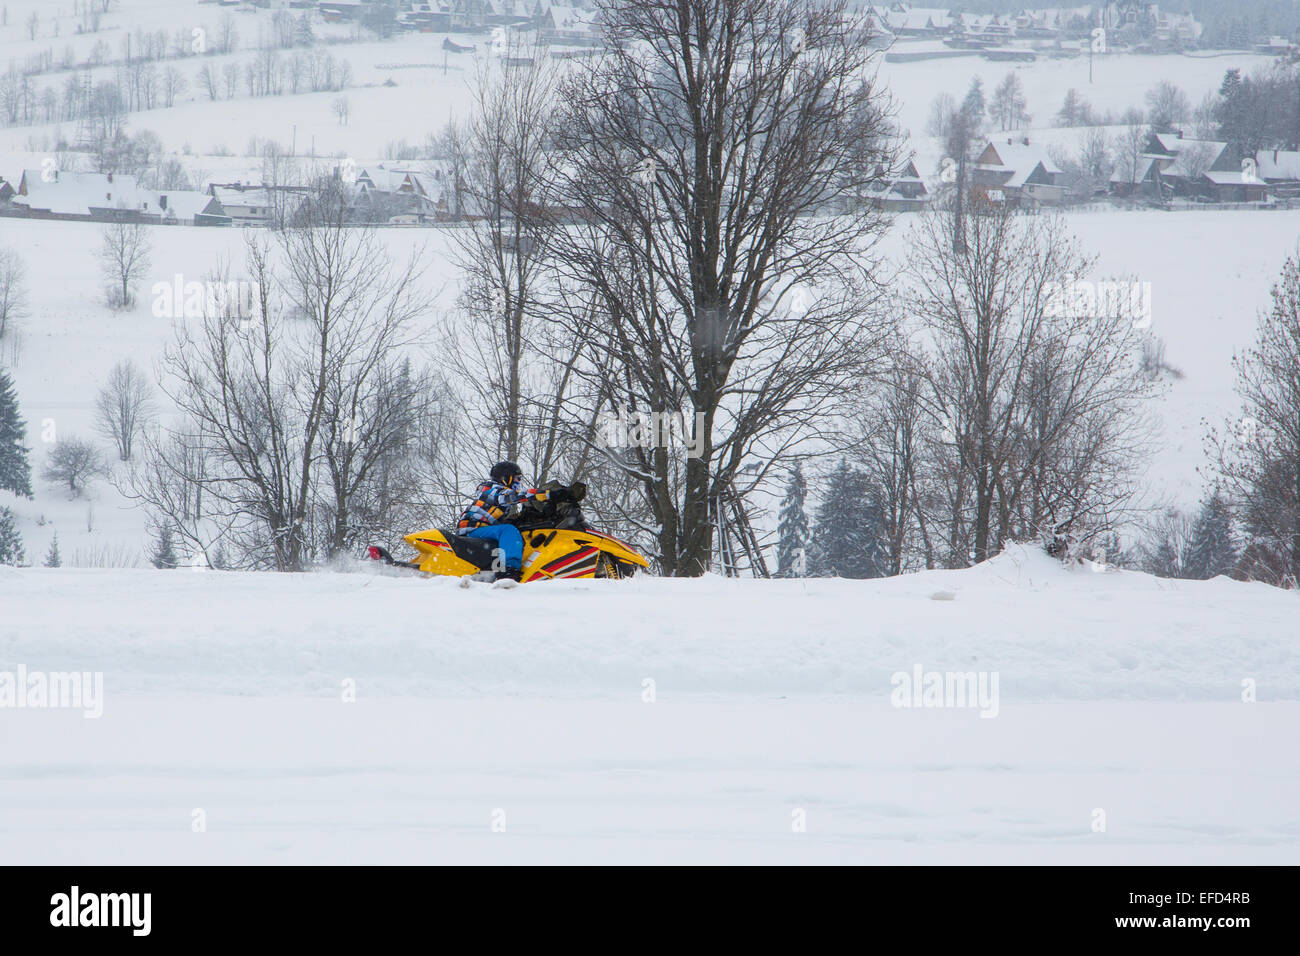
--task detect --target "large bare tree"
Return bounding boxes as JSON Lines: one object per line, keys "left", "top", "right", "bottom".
{"left": 907, "top": 200, "right": 1155, "bottom": 566}
{"left": 136, "top": 214, "right": 432, "bottom": 570}
{"left": 437, "top": 41, "right": 580, "bottom": 475}
{"left": 94, "top": 358, "right": 155, "bottom": 461}
{"left": 1209, "top": 254, "right": 1300, "bottom": 585}
{"left": 549, "top": 0, "right": 899, "bottom": 576}
{"left": 0, "top": 247, "right": 27, "bottom": 341}
{"left": 98, "top": 220, "right": 152, "bottom": 309}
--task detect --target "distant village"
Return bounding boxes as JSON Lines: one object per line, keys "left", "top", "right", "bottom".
{"left": 4, "top": 122, "right": 1298, "bottom": 229}
{"left": 1, "top": 0, "right": 1299, "bottom": 226}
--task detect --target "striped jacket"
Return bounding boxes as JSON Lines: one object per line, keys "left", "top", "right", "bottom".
{"left": 457, "top": 478, "right": 533, "bottom": 530}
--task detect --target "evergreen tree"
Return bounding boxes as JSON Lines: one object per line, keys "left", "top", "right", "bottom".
{"left": 150, "top": 524, "right": 178, "bottom": 569}
{"left": 43, "top": 532, "right": 61, "bottom": 568}
{"left": 0, "top": 368, "right": 33, "bottom": 499}
{"left": 1185, "top": 488, "right": 1237, "bottom": 580}
{"left": 775, "top": 464, "right": 811, "bottom": 578}
{"left": 0, "top": 505, "right": 25, "bottom": 566}
{"left": 1056, "top": 88, "right": 1092, "bottom": 127}
{"left": 811, "top": 461, "right": 889, "bottom": 579}
{"left": 961, "top": 77, "right": 986, "bottom": 132}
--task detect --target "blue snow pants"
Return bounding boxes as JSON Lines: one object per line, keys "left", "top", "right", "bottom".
{"left": 464, "top": 524, "right": 524, "bottom": 570}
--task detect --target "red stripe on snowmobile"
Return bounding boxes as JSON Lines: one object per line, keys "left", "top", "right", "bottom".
{"left": 556, "top": 555, "right": 600, "bottom": 578}
{"left": 415, "top": 537, "right": 451, "bottom": 550}
{"left": 543, "top": 546, "right": 598, "bottom": 574}
{"left": 581, "top": 528, "right": 638, "bottom": 552}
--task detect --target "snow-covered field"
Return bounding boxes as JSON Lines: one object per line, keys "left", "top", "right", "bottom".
{"left": 2, "top": 546, "right": 1297, "bottom": 864}
{"left": 4, "top": 205, "right": 1298, "bottom": 566}
{"left": 2, "top": 3, "right": 1298, "bottom": 865}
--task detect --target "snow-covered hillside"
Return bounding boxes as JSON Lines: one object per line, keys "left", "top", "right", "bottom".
{"left": 2, "top": 546, "right": 1297, "bottom": 864}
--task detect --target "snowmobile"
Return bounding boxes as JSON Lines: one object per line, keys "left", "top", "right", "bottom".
{"left": 367, "top": 480, "right": 649, "bottom": 582}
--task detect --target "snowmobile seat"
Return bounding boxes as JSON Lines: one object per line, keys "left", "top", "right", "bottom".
{"left": 442, "top": 529, "right": 499, "bottom": 570}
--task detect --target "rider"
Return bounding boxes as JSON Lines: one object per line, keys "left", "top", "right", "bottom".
{"left": 457, "top": 461, "right": 548, "bottom": 582}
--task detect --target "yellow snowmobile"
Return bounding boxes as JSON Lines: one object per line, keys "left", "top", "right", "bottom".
{"left": 367, "top": 481, "right": 649, "bottom": 582}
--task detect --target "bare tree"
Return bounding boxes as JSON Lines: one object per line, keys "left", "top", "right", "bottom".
{"left": 989, "top": 71, "right": 1030, "bottom": 131}
{"left": 97, "top": 221, "right": 152, "bottom": 309}
{"left": 94, "top": 359, "right": 155, "bottom": 461}
{"left": 0, "top": 247, "right": 27, "bottom": 341}
{"left": 221, "top": 61, "right": 240, "bottom": 100}
{"left": 437, "top": 40, "right": 574, "bottom": 476}
{"left": 1135, "top": 506, "right": 1195, "bottom": 577}
{"left": 1145, "top": 80, "right": 1190, "bottom": 132}
{"left": 550, "top": 0, "right": 899, "bottom": 576}
{"left": 138, "top": 217, "right": 432, "bottom": 570}
{"left": 1209, "top": 254, "right": 1300, "bottom": 585}
{"left": 197, "top": 63, "right": 218, "bottom": 101}
{"left": 925, "top": 91, "right": 957, "bottom": 141}
{"left": 1113, "top": 108, "right": 1150, "bottom": 196}
{"left": 851, "top": 347, "right": 935, "bottom": 574}
{"left": 907, "top": 200, "right": 1155, "bottom": 565}
{"left": 331, "top": 94, "right": 350, "bottom": 125}
{"left": 42, "top": 438, "right": 108, "bottom": 497}
{"left": 161, "top": 65, "right": 188, "bottom": 107}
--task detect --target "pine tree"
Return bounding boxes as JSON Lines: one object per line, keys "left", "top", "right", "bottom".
{"left": 0, "top": 505, "right": 25, "bottom": 566}
{"left": 150, "top": 524, "right": 178, "bottom": 569}
{"left": 43, "top": 532, "right": 61, "bottom": 568}
{"left": 0, "top": 368, "right": 33, "bottom": 499}
{"left": 961, "top": 77, "right": 986, "bottom": 131}
{"left": 775, "top": 464, "right": 811, "bottom": 577}
{"left": 1185, "top": 488, "right": 1237, "bottom": 580}
{"left": 811, "top": 461, "right": 889, "bottom": 579}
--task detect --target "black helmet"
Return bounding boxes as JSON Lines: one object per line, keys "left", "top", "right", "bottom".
{"left": 490, "top": 460, "right": 522, "bottom": 485}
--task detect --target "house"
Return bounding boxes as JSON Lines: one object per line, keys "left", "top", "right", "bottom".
{"left": 539, "top": 5, "right": 597, "bottom": 41}
{"left": 884, "top": 4, "right": 953, "bottom": 37}
{"left": 971, "top": 138, "right": 1065, "bottom": 206}
{"left": 1109, "top": 155, "right": 1161, "bottom": 200}
{"left": 15, "top": 169, "right": 148, "bottom": 220}
{"left": 206, "top": 183, "right": 307, "bottom": 225}
{"left": 1137, "top": 133, "right": 1265, "bottom": 201}
{"left": 0, "top": 176, "right": 15, "bottom": 203}
{"left": 1255, "top": 36, "right": 1294, "bottom": 56}
{"left": 353, "top": 165, "right": 439, "bottom": 220}
{"left": 1108, "top": 133, "right": 1281, "bottom": 203}
{"left": 863, "top": 159, "right": 929, "bottom": 211}
{"left": 156, "top": 191, "right": 231, "bottom": 226}
{"left": 1200, "top": 170, "right": 1268, "bottom": 203}
{"left": 12, "top": 170, "right": 229, "bottom": 224}
{"left": 1254, "top": 149, "right": 1300, "bottom": 198}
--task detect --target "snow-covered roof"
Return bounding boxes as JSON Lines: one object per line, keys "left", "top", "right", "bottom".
{"left": 1153, "top": 133, "right": 1227, "bottom": 158}
{"left": 1204, "top": 170, "right": 1261, "bottom": 186}
{"left": 210, "top": 186, "right": 273, "bottom": 209}
{"left": 977, "top": 141, "right": 1061, "bottom": 186}
{"left": 1255, "top": 149, "right": 1300, "bottom": 181}
{"left": 1110, "top": 156, "right": 1157, "bottom": 184}
{"left": 159, "top": 191, "right": 223, "bottom": 221}
{"left": 358, "top": 166, "right": 430, "bottom": 195}
{"left": 1162, "top": 141, "right": 1230, "bottom": 178}
{"left": 16, "top": 170, "right": 148, "bottom": 216}
{"left": 546, "top": 5, "right": 595, "bottom": 31}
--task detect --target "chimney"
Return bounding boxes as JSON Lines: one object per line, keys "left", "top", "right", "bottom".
{"left": 160, "top": 194, "right": 168, "bottom": 210}
{"left": 106, "top": 172, "right": 113, "bottom": 183}
{"left": 1022, "top": 136, "right": 1030, "bottom": 146}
